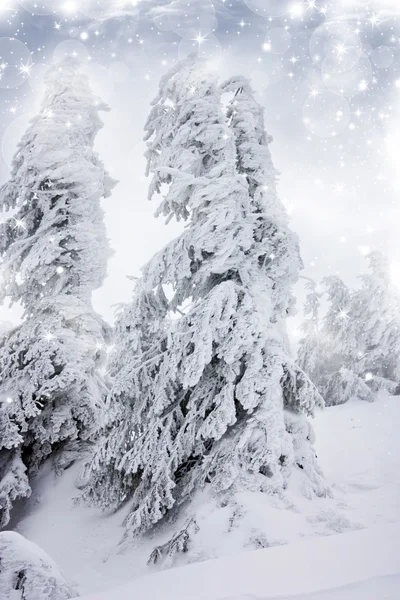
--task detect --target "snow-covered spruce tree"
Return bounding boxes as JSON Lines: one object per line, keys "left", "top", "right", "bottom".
{"left": 0, "top": 60, "right": 115, "bottom": 528}
{"left": 352, "top": 252, "right": 400, "bottom": 393}
{"left": 0, "top": 531, "right": 76, "bottom": 599}
{"left": 297, "top": 278, "right": 326, "bottom": 390}
{"left": 321, "top": 265, "right": 400, "bottom": 403}
{"left": 83, "top": 60, "right": 327, "bottom": 556}
{"left": 302, "top": 275, "right": 373, "bottom": 406}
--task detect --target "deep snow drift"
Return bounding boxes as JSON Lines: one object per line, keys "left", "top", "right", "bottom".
{"left": 8, "top": 393, "right": 400, "bottom": 598}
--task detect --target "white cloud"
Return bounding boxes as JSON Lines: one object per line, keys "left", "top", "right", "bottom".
{"left": 336, "top": 0, "right": 400, "bottom": 17}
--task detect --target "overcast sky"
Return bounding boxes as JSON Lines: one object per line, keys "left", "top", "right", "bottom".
{"left": 0, "top": 0, "right": 399, "bottom": 343}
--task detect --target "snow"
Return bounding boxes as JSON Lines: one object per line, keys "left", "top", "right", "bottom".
{"left": 11, "top": 393, "right": 400, "bottom": 598}
{"left": 0, "top": 530, "right": 76, "bottom": 599}
{"left": 79, "top": 522, "right": 400, "bottom": 600}
{"left": 316, "top": 392, "right": 400, "bottom": 527}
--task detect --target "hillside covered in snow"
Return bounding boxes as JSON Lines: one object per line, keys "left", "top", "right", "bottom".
{"left": 8, "top": 393, "right": 399, "bottom": 599}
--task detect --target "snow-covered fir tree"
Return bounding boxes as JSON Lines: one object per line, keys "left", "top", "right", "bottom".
{"left": 352, "top": 252, "right": 400, "bottom": 393}
{"left": 0, "top": 60, "right": 115, "bottom": 528}
{"left": 297, "top": 278, "right": 326, "bottom": 390}
{"left": 297, "top": 265, "right": 398, "bottom": 406}
{"left": 82, "top": 59, "right": 327, "bottom": 555}
{"left": 300, "top": 275, "right": 373, "bottom": 406}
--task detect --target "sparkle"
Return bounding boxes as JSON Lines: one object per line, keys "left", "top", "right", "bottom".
{"left": 56, "top": 266, "right": 64, "bottom": 274}
{"left": 44, "top": 332, "right": 55, "bottom": 342}
{"left": 192, "top": 32, "right": 207, "bottom": 47}
{"left": 368, "top": 14, "right": 380, "bottom": 27}
{"left": 334, "top": 43, "right": 348, "bottom": 58}
{"left": 13, "top": 218, "right": 26, "bottom": 231}
{"left": 338, "top": 309, "right": 349, "bottom": 320}
{"left": 19, "top": 61, "right": 33, "bottom": 77}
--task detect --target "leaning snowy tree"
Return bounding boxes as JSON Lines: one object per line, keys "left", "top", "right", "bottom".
{"left": 0, "top": 60, "right": 115, "bottom": 528}
{"left": 82, "top": 59, "right": 328, "bottom": 560}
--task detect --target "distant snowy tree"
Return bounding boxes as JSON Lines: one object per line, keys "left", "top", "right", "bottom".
{"left": 352, "top": 252, "right": 400, "bottom": 393}
{"left": 0, "top": 531, "right": 76, "bottom": 599}
{"left": 82, "top": 60, "right": 327, "bottom": 554}
{"left": 0, "top": 60, "right": 115, "bottom": 528}
{"left": 322, "top": 366, "right": 373, "bottom": 406}
{"left": 316, "top": 275, "right": 364, "bottom": 406}
{"left": 297, "top": 271, "right": 392, "bottom": 406}
{"left": 322, "top": 275, "right": 355, "bottom": 361}
{"left": 316, "top": 275, "right": 374, "bottom": 405}
{"left": 297, "top": 278, "right": 325, "bottom": 389}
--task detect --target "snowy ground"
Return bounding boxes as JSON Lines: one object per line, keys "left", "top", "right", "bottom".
{"left": 11, "top": 393, "right": 400, "bottom": 598}
{"left": 80, "top": 523, "right": 400, "bottom": 600}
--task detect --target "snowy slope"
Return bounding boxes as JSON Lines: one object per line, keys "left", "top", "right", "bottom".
{"left": 11, "top": 394, "right": 400, "bottom": 597}
{"left": 79, "top": 522, "right": 400, "bottom": 600}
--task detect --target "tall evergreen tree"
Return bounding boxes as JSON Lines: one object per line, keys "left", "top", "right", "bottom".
{"left": 83, "top": 59, "right": 327, "bottom": 555}
{"left": 0, "top": 60, "right": 115, "bottom": 527}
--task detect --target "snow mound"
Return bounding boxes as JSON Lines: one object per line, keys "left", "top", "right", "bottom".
{"left": 0, "top": 530, "right": 77, "bottom": 600}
